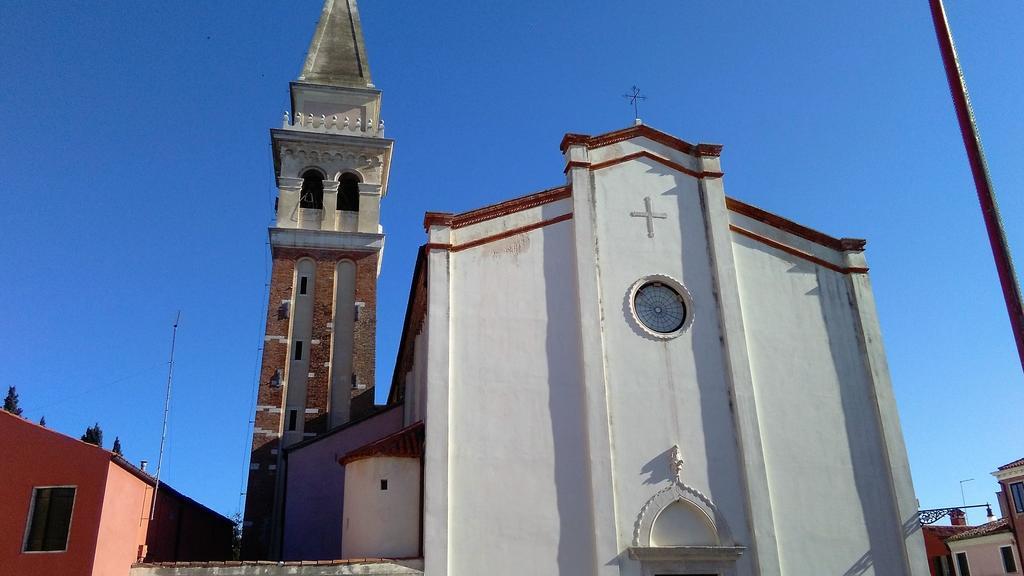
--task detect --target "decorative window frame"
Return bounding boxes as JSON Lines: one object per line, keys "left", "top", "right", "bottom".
{"left": 632, "top": 483, "right": 731, "bottom": 548}
{"left": 628, "top": 447, "right": 745, "bottom": 575}
{"left": 627, "top": 274, "right": 695, "bottom": 340}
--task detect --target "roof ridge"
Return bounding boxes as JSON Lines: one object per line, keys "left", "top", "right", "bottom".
{"left": 946, "top": 518, "right": 1010, "bottom": 542}
{"left": 339, "top": 421, "right": 424, "bottom": 465}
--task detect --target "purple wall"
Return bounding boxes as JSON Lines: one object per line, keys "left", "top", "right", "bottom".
{"left": 282, "top": 405, "right": 405, "bottom": 560}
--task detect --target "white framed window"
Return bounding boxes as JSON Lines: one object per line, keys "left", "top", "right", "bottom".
{"left": 287, "top": 408, "right": 299, "bottom": 432}
{"left": 23, "top": 486, "right": 76, "bottom": 552}
{"left": 1001, "top": 545, "right": 1017, "bottom": 573}
{"left": 955, "top": 551, "right": 971, "bottom": 576}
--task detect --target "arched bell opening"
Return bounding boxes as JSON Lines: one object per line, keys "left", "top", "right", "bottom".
{"left": 299, "top": 169, "right": 325, "bottom": 209}
{"left": 337, "top": 172, "right": 361, "bottom": 212}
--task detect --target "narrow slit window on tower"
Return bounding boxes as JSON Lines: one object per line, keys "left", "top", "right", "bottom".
{"left": 294, "top": 341, "right": 303, "bottom": 361}
{"left": 287, "top": 409, "right": 298, "bottom": 432}
{"left": 299, "top": 276, "right": 308, "bottom": 295}
{"left": 299, "top": 169, "right": 325, "bottom": 209}
{"left": 338, "top": 172, "right": 360, "bottom": 212}
{"left": 380, "top": 479, "right": 388, "bottom": 491}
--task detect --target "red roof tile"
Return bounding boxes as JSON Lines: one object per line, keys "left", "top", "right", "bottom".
{"left": 998, "top": 457, "right": 1024, "bottom": 471}
{"left": 946, "top": 518, "right": 1011, "bottom": 542}
{"left": 923, "top": 525, "right": 973, "bottom": 540}
{"left": 339, "top": 421, "right": 424, "bottom": 465}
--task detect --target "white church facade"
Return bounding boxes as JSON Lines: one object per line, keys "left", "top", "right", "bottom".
{"left": 396, "top": 123, "right": 929, "bottom": 575}
{"left": 228, "top": 1, "right": 932, "bottom": 575}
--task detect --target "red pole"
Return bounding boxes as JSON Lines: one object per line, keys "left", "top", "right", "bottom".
{"left": 928, "top": 0, "right": 1024, "bottom": 374}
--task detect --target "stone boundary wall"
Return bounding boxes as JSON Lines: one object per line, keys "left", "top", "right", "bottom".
{"left": 131, "top": 559, "right": 422, "bottom": 576}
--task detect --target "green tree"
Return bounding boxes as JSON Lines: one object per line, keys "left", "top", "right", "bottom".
{"left": 112, "top": 436, "right": 123, "bottom": 455}
{"left": 81, "top": 423, "right": 103, "bottom": 447}
{"left": 39, "top": 415, "right": 46, "bottom": 427}
{"left": 231, "top": 512, "right": 243, "bottom": 560}
{"left": 3, "top": 386, "right": 23, "bottom": 416}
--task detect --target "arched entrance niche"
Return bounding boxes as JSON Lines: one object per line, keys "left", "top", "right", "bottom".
{"left": 629, "top": 451, "right": 746, "bottom": 575}
{"left": 651, "top": 500, "right": 718, "bottom": 547}
{"left": 632, "top": 483, "right": 733, "bottom": 549}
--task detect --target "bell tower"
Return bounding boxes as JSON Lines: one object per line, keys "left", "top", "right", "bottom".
{"left": 243, "top": 0, "right": 392, "bottom": 559}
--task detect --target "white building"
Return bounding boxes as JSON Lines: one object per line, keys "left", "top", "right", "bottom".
{"left": 225, "top": 1, "right": 932, "bottom": 575}
{"left": 392, "top": 122, "right": 929, "bottom": 575}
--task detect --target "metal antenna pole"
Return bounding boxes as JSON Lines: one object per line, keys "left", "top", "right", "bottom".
{"left": 929, "top": 0, "right": 1024, "bottom": 374}
{"left": 959, "top": 478, "right": 974, "bottom": 507}
{"left": 150, "top": 311, "right": 181, "bottom": 521}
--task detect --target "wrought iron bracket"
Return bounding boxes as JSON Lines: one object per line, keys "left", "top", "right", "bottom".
{"left": 918, "top": 503, "right": 993, "bottom": 525}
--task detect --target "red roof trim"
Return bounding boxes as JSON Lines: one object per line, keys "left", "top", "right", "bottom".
{"left": 922, "top": 525, "right": 973, "bottom": 539}
{"left": 998, "top": 457, "right": 1024, "bottom": 470}
{"left": 423, "top": 212, "right": 453, "bottom": 229}
{"left": 726, "top": 197, "right": 866, "bottom": 253}
{"left": 946, "top": 518, "right": 1011, "bottom": 542}
{"left": 731, "top": 225, "right": 868, "bottom": 275}
{"left": 387, "top": 248, "right": 428, "bottom": 406}
{"left": 422, "top": 186, "right": 570, "bottom": 232}
{"left": 453, "top": 213, "right": 572, "bottom": 253}
{"left": 339, "top": 422, "right": 424, "bottom": 465}
{"left": 424, "top": 213, "right": 573, "bottom": 254}
{"left": 559, "top": 124, "right": 723, "bottom": 157}
{"left": 571, "top": 150, "right": 724, "bottom": 180}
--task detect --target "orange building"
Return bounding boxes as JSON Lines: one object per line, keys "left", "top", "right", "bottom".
{"left": 921, "top": 513, "right": 971, "bottom": 576}
{"left": 0, "top": 410, "right": 232, "bottom": 576}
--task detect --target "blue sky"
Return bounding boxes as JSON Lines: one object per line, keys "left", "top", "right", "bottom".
{"left": 1, "top": 1, "right": 1021, "bottom": 524}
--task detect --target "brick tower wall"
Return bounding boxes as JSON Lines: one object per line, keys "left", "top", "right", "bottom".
{"left": 242, "top": 246, "right": 378, "bottom": 559}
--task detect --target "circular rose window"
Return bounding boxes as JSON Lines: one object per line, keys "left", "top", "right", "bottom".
{"left": 629, "top": 275, "right": 693, "bottom": 338}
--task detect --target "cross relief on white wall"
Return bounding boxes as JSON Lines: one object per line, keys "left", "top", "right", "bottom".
{"left": 630, "top": 196, "right": 668, "bottom": 238}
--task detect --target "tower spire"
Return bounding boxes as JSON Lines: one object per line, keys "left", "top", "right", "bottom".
{"left": 245, "top": 0, "right": 392, "bottom": 559}
{"left": 299, "top": 0, "right": 372, "bottom": 87}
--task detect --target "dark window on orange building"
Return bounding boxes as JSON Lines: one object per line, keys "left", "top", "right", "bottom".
{"left": 24, "top": 487, "right": 75, "bottom": 552}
